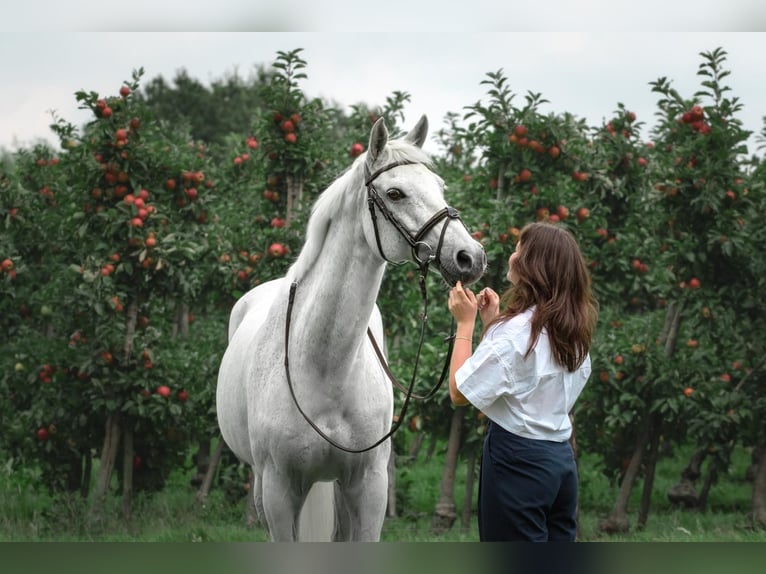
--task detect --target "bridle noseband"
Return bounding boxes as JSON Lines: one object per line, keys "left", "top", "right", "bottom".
{"left": 283, "top": 159, "right": 468, "bottom": 453}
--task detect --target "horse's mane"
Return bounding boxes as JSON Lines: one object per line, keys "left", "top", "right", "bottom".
{"left": 287, "top": 138, "right": 432, "bottom": 281}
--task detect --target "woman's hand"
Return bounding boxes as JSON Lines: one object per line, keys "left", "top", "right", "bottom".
{"left": 478, "top": 287, "right": 500, "bottom": 326}
{"left": 448, "top": 281, "right": 478, "bottom": 325}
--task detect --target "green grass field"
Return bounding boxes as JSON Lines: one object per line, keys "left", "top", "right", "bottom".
{"left": 1, "top": 440, "right": 764, "bottom": 542}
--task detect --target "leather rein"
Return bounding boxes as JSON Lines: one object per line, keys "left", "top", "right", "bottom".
{"left": 283, "top": 159, "right": 465, "bottom": 453}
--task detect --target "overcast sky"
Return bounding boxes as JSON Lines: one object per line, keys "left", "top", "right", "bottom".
{"left": 1, "top": 8, "right": 765, "bottom": 155}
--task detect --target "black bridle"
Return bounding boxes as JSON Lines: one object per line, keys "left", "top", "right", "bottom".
{"left": 284, "top": 159, "right": 466, "bottom": 454}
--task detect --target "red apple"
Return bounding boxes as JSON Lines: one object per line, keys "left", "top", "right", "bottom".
{"left": 120, "top": 85, "right": 131, "bottom": 97}
{"left": 269, "top": 243, "right": 287, "bottom": 257}
{"left": 156, "top": 385, "right": 171, "bottom": 398}
{"left": 572, "top": 171, "right": 589, "bottom": 182}
{"left": 284, "top": 133, "right": 297, "bottom": 144}
{"left": 688, "top": 277, "right": 701, "bottom": 289}
{"left": 177, "top": 389, "right": 189, "bottom": 402}
{"left": 280, "top": 120, "right": 295, "bottom": 133}
{"left": 37, "top": 427, "right": 50, "bottom": 441}
{"left": 577, "top": 207, "right": 590, "bottom": 222}
{"left": 350, "top": 142, "right": 364, "bottom": 157}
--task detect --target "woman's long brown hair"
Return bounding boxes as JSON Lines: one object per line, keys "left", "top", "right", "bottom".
{"left": 482, "top": 222, "right": 599, "bottom": 372}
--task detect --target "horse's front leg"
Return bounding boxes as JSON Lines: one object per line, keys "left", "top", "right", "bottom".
{"left": 336, "top": 453, "right": 389, "bottom": 541}
{"left": 260, "top": 462, "right": 304, "bottom": 541}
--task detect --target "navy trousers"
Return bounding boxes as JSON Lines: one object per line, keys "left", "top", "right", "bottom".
{"left": 478, "top": 420, "right": 578, "bottom": 542}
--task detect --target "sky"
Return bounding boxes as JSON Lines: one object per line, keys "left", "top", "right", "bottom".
{"left": 1, "top": 7, "right": 765, "bottom": 156}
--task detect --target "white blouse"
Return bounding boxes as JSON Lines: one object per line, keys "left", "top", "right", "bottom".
{"left": 455, "top": 307, "right": 591, "bottom": 442}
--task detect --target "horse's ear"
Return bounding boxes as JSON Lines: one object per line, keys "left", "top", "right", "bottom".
{"left": 403, "top": 114, "right": 428, "bottom": 148}
{"left": 367, "top": 117, "right": 389, "bottom": 164}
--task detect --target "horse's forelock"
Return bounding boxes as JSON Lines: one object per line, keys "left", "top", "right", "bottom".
{"left": 379, "top": 139, "right": 432, "bottom": 168}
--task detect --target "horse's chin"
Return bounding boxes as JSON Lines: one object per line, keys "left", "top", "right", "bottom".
{"left": 438, "top": 265, "right": 485, "bottom": 288}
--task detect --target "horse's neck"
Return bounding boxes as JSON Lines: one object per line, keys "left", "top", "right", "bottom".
{"left": 290, "top": 219, "right": 385, "bottom": 374}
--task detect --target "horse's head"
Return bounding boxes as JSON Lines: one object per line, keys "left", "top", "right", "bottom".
{"left": 361, "top": 115, "right": 486, "bottom": 286}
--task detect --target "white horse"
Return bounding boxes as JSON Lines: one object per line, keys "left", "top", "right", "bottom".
{"left": 216, "top": 115, "right": 486, "bottom": 541}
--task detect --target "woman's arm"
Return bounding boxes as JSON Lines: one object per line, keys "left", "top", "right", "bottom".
{"left": 449, "top": 333, "right": 472, "bottom": 406}
{"left": 447, "top": 282, "right": 477, "bottom": 406}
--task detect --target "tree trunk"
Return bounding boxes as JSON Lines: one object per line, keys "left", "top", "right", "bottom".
{"left": 123, "top": 299, "right": 139, "bottom": 361}
{"left": 746, "top": 446, "right": 761, "bottom": 482}
{"left": 569, "top": 412, "right": 578, "bottom": 458}
{"left": 426, "top": 433, "right": 438, "bottom": 460}
{"left": 461, "top": 444, "right": 478, "bottom": 533}
{"left": 697, "top": 457, "right": 719, "bottom": 510}
{"left": 751, "top": 444, "right": 766, "bottom": 527}
{"left": 637, "top": 415, "right": 662, "bottom": 530}
{"left": 197, "top": 437, "right": 226, "bottom": 503}
{"left": 190, "top": 440, "right": 211, "bottom": 488}
{"left": 172, "top": 302, "right": 190, "bottom": 338}
{"left": 599, "top": 418, "right": 651, "bottom": 534}
{"left": 659, "top": 301, "right": 682, "bottom": 354}
{"left": 89, "top": 413, "right": 122, "bottom": 519}
{"left": 80, "top": 451, "right": 92, "bottom": 499}
{"left": 431, "top": 407, "right": 464, "bottom": 535}
{"left": 667, "top": 448, "right": 706, "bottom": 507}
{"left": 569, "top": 412, "right": 581, "bottom": 539}
{"left": 408, "top": 432, "right": 425, "bottom": 461}
{"left": 387, "top": 441, "right": 397, "bottom": 518}
{"left": 122, "top": 424, "right": 134, "bottom": 519}
{"left": 285, "top": 174, "right": 304, "bottom": 227}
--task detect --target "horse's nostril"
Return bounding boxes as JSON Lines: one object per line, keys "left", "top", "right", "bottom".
{"left": 456, "top": 250, "right": 474, "bottom": 271}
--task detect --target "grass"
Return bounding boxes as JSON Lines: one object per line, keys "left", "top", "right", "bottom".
{"left": 1, "top": 439, "right": 764, "bottom": 542}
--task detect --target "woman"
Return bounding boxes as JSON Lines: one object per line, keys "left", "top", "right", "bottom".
{"left": 447, "top": 222, "right": 598, "bottom": 541}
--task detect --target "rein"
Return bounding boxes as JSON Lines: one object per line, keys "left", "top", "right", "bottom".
{"left": 282, "top": 160, "right": 464, "bottom": 454}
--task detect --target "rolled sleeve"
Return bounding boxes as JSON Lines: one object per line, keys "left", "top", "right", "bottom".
{"left": 455, "top": 340, "right": 513, "bottom": 412}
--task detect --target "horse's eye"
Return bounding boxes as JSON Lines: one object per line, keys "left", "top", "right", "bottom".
{"left": 386, "top": 188, "right": 404, "bottom": 201}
